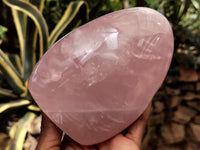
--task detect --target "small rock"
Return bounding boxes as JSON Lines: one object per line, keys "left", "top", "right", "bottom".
{"left": 185, "top": 141, "right": 200, "bottom": 150}
{"left": 153, "top": 101, "right": 164, "bottom": 113}
{"left": 180, "top": 84, "right": 195, "bottom": 91}
{"left": 183, "top": 92, "right": 198, "bottom": 101}
{"left": 179, "top": 66, "right": 198, "bottom": 82}
{"left": 157, "top": 145, "right": 181, "bottom": 150}
{"left": 153, "top": 90, "right": 165, "bottom": 101}
{"left": 166, "top": 87, "right": 181, "bottom": 95}
{"left": 187, "top": 101, "right": 200, "bottom": 111}
{"left": 196, "top": 82, "right": 200, "bottom": 91}
{"left": 198, "top": 71, "right": 200, "bottom": 80}
{"left": 148, "top": 113, "right": 164, "bottom": 126}
{"left": 165, "top": 75, "right": 179, "bottom": 85}
{"left": 193, "top": 115, "right": 200, "bottom": 124}
{"left": 163, "top": 146, "right": 182, "bottom": 150}
{"left": 171, "top": 96, "right": 181, "bottom": 108}
{"left": 189, "top": 123, "right": 200, "bottom": 142}
{"left": 161, "top": 123, "right": 185, "bottom": 144}
{"left": 172, "top": 106, "right": 197, "bottom": 124}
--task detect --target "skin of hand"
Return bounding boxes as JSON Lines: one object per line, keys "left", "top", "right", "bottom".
{"left": 36, "top": 103, "right": 151, "bottom": 150}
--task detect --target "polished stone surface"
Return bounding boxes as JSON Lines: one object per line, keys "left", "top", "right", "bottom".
{"left": 28, "top": 7, "right": 174, "bottom": 145}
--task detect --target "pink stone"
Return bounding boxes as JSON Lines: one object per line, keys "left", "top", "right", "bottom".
{"left": 28, "top": 7, "right": 174, "bottom": 145}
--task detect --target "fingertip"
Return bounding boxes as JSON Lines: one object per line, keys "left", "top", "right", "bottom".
{"left": 139, "top": 103, "right": 152, "bottom": 123}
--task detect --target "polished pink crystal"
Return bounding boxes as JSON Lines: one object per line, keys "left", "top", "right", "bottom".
{"left": 28, "top": 7, "right": 174, "bottom": 145}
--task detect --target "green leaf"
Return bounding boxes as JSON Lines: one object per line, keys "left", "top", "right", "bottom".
{"left": 3, "top": 0, "right": 49, "bottom": 59}
{"left": 177, "top": 0, "right": 191, "bottom": 20}
{"left": 23, "top": 17, "right": 37, "bottom": 81}
{"left": 0, "top": 49, "right": 25, "bottom": 94}
{"left": 6, "top": 112, "right": 36, "bottom": 150}
{"left": 22, "top": 0, "right": 45, "bottom": 81}
{"left": 8, "top": 54, "right": 22, "bottom": 76}
{"left": 0, "top": 99, "right": 30, "bottom": 113}
{"left": 191, "top": 0, "right": 200, "bottom": 9}
{"left": 3, "top": 0, "right": 47, "bottom": 82}
{"left": 0, "top": 25, "right": 8, "bottom": 39}
{"left": 27, "top": 104, "right": 40, "bottom": 112}
{"left": 0, "top": 88, "right": 18, "bottom": 99}
{"left": 9, "top": 9, "right": 26, "bottom": 69}
{"left": 49, "top": 0, "right": 89, "bottom": 47}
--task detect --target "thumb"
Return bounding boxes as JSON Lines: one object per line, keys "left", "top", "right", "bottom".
{"left": 36, "top": 113, "right": 63, "bottom": 150}
{"left": 125, "top": 103, "right": 152, "bottom": 147}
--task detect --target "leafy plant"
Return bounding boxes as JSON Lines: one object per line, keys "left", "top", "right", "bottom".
{"left": 145, "top": 0, "right": 200, "bottom": 68}
{"left": 84, "top": 0, "right": 124, "bottom": 20}
{"left": 0, "top": 0, "right": 89, "bottom": 149}
{"left": 0, "top": 25, "right": 8, "bottom": 39}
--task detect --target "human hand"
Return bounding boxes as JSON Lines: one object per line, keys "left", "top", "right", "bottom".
{"left": 36, "top": 103, "right": 151, "bottom": 150}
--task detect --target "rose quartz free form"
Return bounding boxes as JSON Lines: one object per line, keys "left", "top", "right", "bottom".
{"left": 28, "top": 7, "right": 174, "bottom": 145}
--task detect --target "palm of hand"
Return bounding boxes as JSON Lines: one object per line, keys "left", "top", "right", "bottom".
{"left": 62, "top": 133, "right": 140, "bottom": 150}
{"left": 36, "top": 104, "right": 151, "bottom": 150}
